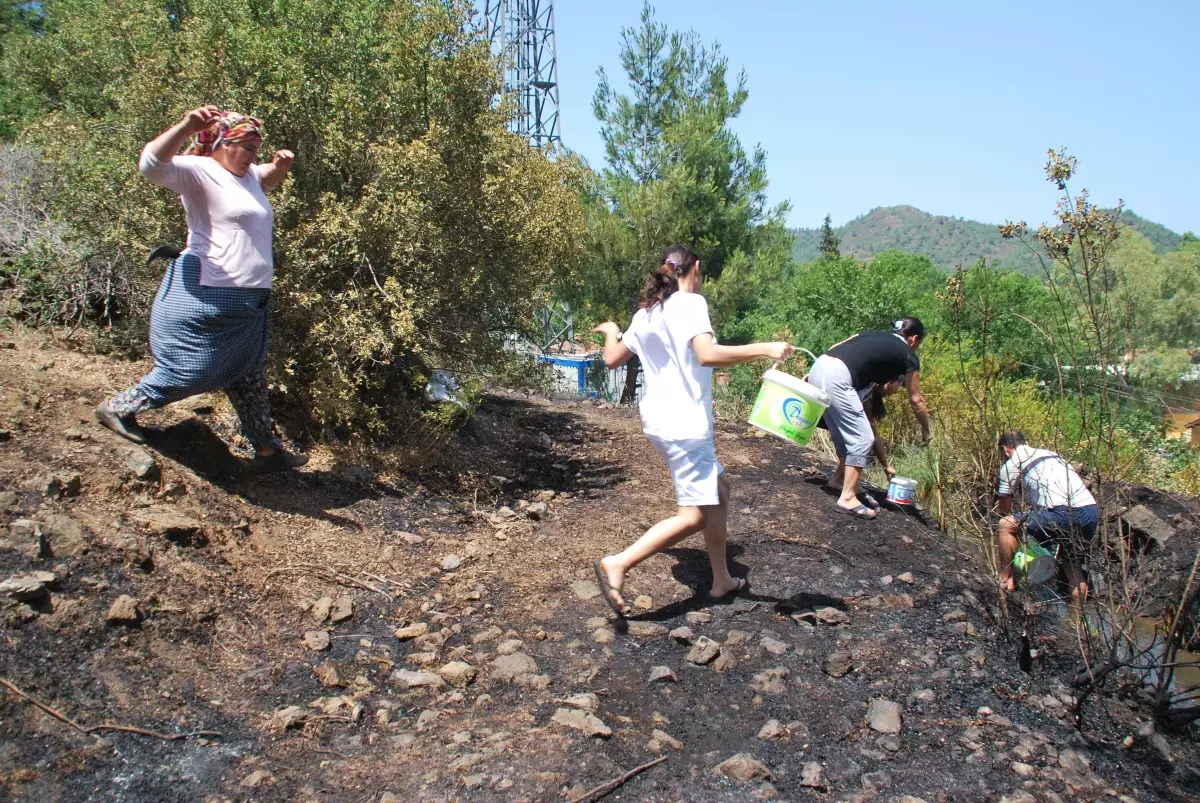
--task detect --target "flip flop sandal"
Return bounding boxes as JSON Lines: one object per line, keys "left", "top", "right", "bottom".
{"left": 836, "top": 503, "right": 877, "bottom": 520}
{"left": 710, "top": 576, "right": 749, "bottom": 602}
{"left": 593, "top": 560, "right": 629, "bottom": 617}
{"left": 860, "top": 494, "right": 880, "bottom": 510}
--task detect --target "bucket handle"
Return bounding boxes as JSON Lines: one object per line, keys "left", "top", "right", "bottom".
{"left": 771, "top": 347, "right": 825, "bottom": 393}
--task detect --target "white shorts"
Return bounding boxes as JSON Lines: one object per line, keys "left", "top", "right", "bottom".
{"left": 646, "top": 434, "right": 724, "bottom": 507}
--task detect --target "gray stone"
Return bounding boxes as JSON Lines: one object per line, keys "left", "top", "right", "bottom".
{"left": 815, "top": 607, "right": 850, "bottom": 626}
{"left": 647, "top": 728, "right": 683, "bottom": 752}
{"left": 757, "top": 719, "right": 789, "bottom": 740}
{"left": 309, "top": 595, "right": 333, "bottom": 623}
{"left": 669, "top": 626, "right": 695, "bottom": 644}
{"left": 496, "top": 638, "right": 524, "bottom": 655}
{"left": 440, "top": 554, "right": 461, "bottom": 571}
{"left": 6, "top": 519, "right": 49, "bottom": 558}
{"left": 724, "top": 629, "right": 752, "bottom": 645}
{"left": 897, "top": 571, "right": 915, "bottom": 584}
{"left": 685, "top": 611, "right": 713, "bottom": 626}
{"left": 823, "top": 650, "right": 854, "bottom": 678}
{"left": 749, "top": 666, "right": 788, "bottom": 695}
{"left": 0, "top": 571, "right": 56, "bottom": 601}
{"left": 1122, "top": 505, "right": 1175, "bottom": 548}
{"left": 560, "top": 693, "right": 599, "bottom": 711}
{"left": 270, "top": 705, "right": 308, "bottom": 729}
{"left": 800, "top": 762, "right": 827, "bottom": 790}
{"left": 329, "top": 595, "right": 354, "bottom": 623}
{"left": 760, "top": 636, "right": 790, "bottom": 656}
{"left": 106, "top": 595, "right": 141, "bottom": 625}
{"left": 648, "top": 665, "right": 677, "bottom": 684}
{"left": 130, "top": 506, "right": 205, "bottom": 543}
{"left": 0, "top": 490, "right": 18, "bottom": 511}
{"left": 39, "top": 515, "right": 89, "bottom": 557}
{"left": 303, "top": 630, "right": 331, "bottom": 651}
{"left": 551, "top": 707, "right": 611, "bottom": 738}
{"left": 121, "top": 447, "right": 160, "bottom": 481}
{"left": 570, "top": 580, "right": 600, "bottom": 600}
{"left": 394, "top": 622, "right": 429, "bottom": 640}
{"left": 392, "top": 669, "right": 445, "bottom": 688}
{"left": 686, "top": 636, "right": 721, "bottom": 665}
{"left": 438, "top": 661, "right": 476, "bottom": 688}
{"left": 628, "top": 621, "right": 669, "bottom": 638}
{"left": 489, "top": 651, "right": 540, "bottom": 682}
{"left": 860, "top": 770, "right": 893, "bottom": 792}
{"left": 526, "top": 502, "right": 548, "bottom": 520}
{"left": 867, "top": 698, "right": 903, "bottom": 734}
{"left": 715, "top": 753, "right": 773, "bottom": 782}
{"left": 592, "top": 627, "right": 615, "bottom": 644}
{"left": 1011, "top": 762, "right": 1036, "bottom": 778}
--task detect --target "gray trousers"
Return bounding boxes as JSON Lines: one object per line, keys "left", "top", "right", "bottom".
{"left": 809, "top": 355, "right": 873, "bottom": 468}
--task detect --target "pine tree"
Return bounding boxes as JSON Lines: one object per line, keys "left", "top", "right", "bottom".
{"left": 819, "top": 213, "right": 841, "bottom": 259}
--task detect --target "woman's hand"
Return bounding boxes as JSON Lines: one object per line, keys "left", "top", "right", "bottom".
{"left": 761, "top": 342, "right": 795, "bottom": 361}
{"left": 271, "top": 149, "right": 294, "bottom": 171}
{"left": 592, "top": 322, "right": 621, "bottom": 339}
{"left": 885, "top": 464, "right": 898, "bottom": 479}
{"left": 181, "top": 105, "right": 220, "bottom": 134}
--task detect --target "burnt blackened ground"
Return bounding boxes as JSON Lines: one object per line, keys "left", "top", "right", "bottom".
{"left": 0, "top": 331, "right": 1197, "bottom": 802}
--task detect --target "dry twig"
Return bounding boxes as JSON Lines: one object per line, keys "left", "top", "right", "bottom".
{"left": 567, "top": 756, "right": 667, "bottom": 803}
{"left": 0, "top": 677, "right": 220, "bottom": 742}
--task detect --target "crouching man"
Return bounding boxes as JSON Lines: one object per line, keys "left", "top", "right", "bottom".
{"left": 995, "top": 430, "right": 1098, "bottom": 609}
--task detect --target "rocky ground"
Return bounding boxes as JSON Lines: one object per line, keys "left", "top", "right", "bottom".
{"left": 1, "top": 328, "right": 1198, "bottom": 803}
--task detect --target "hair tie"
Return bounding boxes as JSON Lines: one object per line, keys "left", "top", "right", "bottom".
{"left": 893, "top": 320, "right": 903, "bottom": 332}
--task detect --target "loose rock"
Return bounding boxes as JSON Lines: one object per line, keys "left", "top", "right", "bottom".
{"left": 1122, "top": 505, "right": 1175, "bottom": 549}
{"left": 570, "top": 580, "right": 600, "bottom": 601}
{"left": 822, "top": 650, "right": 854, "bottom": 678}
{"left": 106, "top": 595, "right": 141, "bottom": 625}
{"left": 715, "top": 753, "right": 773, "bottom": 782}
{"left": 867, "top": 698, "right": 903, "bottom": 734}
{"left": 760, "top": 636, "right": 789, "bottom": 656}
{"left": 309, "top": 596, "right": 333, "bottom": 623}
{"left": 647, "top": 728, "right": 683, "bottom": 752}
{"left": 560, "top": 693, "right": 599, "bottom": 711}
{"left": 669, "top": 626, "right": 695, "bottom": 644}
{"left": 757, "top": 719, "right": 789, "bottom": 740}
{"left": 440, "top": 554, "right": 461, "bottom": 571}
{"left": 303, "top": 630, "right": 331, "bottom": 651}
{"left": 329, "top": 595, "right": 354, "bottom": 623}
{"left": 628, "top": 621, "right": 669, "bottom": 638}
{"left": 897, "top": 571, "right": 915, "bottom": 584}
{"left": 526, "top": 502, "right": 548, "bottom": 520}
{"left": 815, "top": 607, "right": 850, "bottom": 626}
{"left": 394, "top": 622, "right": 429, "bottom": 640}
{"left": 750, "top": 667, "right": 788, "bottom": 695}
{"left": 0, "top": 571, "right": 56, "bottom": 601}
{"left": 121, "top": 447, "right": 160, "bottom": 481}
{"left": 685, "top": 611, "right": 713, "bottom": 626}
{"left": 800, "top": 762, "right": 827, "bottom": 790}
{"left": 392, "top": 669, "right": 445, "bottom": 689}
{"left": 551, "top": 707, "right": 611, "bottom": 738}
{"left": 314, "top": 662, "right": 344, "bottom": 688}
{"left": 648, "top": 666, "right": 677, "bottom": 684}
{"left": 592, "top": 627, "right": 615, "bottom": 644}
{"left": 633, "top": 595, "right": 653, "bottom": 610}
{"left": 686, "top": 636, "right": 721, "bottom": 665}
{"left": 438, "top": 661, "right": 477, "bottom": 688}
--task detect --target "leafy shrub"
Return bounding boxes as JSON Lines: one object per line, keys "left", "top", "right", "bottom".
{"left": 3, "top": 0, "right": 586, "bottom": 442}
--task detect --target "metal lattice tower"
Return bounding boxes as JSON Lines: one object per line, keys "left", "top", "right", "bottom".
{"left": 485, "top": 0, "right": 561, "bottom": 148}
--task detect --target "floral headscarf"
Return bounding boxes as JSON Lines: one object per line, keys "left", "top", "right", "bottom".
{"left": 186, "top": 111, "right": 265, "bottom": 156}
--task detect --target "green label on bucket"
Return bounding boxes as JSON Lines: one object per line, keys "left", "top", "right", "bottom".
{"left": 748, "top": 378, "right": 827, "bottom": 446}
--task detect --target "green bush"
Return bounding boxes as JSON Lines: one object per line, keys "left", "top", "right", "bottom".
{"left": 2, "top": 0, "right": 586, "bottom": 442}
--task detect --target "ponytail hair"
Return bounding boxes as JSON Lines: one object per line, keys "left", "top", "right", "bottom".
{"left": 892, "top": 316, "right": 926, "bottom": 342}
{"left": 638, "top": 244, "right": 700, "bottom": 309}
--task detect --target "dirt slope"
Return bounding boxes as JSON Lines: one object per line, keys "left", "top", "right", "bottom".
{"left": 0, "top": 329, "right": 1197, "bottom": 802}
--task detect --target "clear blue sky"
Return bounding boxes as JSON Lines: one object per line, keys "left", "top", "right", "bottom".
{"left": 541, "top": 0, "right": 1199, "bottom": 233}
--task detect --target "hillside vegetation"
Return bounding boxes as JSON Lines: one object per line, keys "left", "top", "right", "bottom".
{"left": 792, "top": 205, "right": 1184, "bottom": 275}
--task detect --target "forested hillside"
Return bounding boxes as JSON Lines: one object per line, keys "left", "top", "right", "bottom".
{"left": 792, "top": 205, "right": 1184, "bottom": 274}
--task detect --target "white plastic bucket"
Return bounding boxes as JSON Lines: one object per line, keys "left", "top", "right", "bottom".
{"left": 886, "top": 476, "right": 918, "bottom": 505}
{"left": 747, "top": 368, "right": 831, "bottom": 446}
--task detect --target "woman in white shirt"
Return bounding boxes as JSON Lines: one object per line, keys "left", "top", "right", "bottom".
{"left": 95, "top": 106, "right": 306, "bottom": 473}
{"left": 591, "top": 245, "right": 793, "bottom": 615}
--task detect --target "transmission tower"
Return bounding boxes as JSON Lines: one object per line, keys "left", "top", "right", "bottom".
{"left": 485, "top": 0, "right": 561, "bottom": 148}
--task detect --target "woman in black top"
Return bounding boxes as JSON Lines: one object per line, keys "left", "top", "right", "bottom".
{"left": 808, "top": 318, "right": 931, "bottom": 519}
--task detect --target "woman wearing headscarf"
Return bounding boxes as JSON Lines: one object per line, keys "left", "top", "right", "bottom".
{"left": 95, "top": 105, "right": 306, "bottom": 472}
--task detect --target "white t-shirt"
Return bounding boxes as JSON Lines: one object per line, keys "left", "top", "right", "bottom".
{"left": 997, "top": 445, "right": 1096, "bottom": 509}
{"left": 139, "top": 149, "right": 275, "bottom": 288}
{"left": 622, "top": 291, "right": 715, "bottom": 440}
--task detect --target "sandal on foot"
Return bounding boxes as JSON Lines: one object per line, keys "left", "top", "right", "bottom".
{"left": 711, "top": 576, "right": 749, "bottom": 601}
{"left": 860, "top": 494, "right": 880, "bottom": 510}
{"left": 593, "top": 560, "right": 628, "bottom": 617}
{"left": 246, "top": 449, "right": 309, "bottom": 475}
{"left": 836, "top": 503, "right": 876, "bottom": 520}
{"left": 95, "top": 402, "right": 148, "bottom": 444}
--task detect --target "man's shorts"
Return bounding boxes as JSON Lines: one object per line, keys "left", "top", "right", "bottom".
{"left": 1014, "top": 504, "right": 1099, "bottom": 564}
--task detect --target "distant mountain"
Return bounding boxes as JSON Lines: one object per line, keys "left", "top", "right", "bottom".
{"left": 792, "top": 206, "right": 1184, "bottom": 275}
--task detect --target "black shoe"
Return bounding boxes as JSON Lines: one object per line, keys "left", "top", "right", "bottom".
{"left": 246, "top": 449, "right": 309, "bottom": 474}
{"left": 95, "top": 402, "right": 148, "bottom": 444}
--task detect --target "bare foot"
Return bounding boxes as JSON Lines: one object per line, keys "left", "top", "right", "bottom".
{"left": 711, "top": 576, "right": 747, "bottom": 599}
{"left": 999, "top": 571, "right": 1015, "bottom": 593}
{"left": 597, "top": 556, "right": 628, "bottom": 614}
